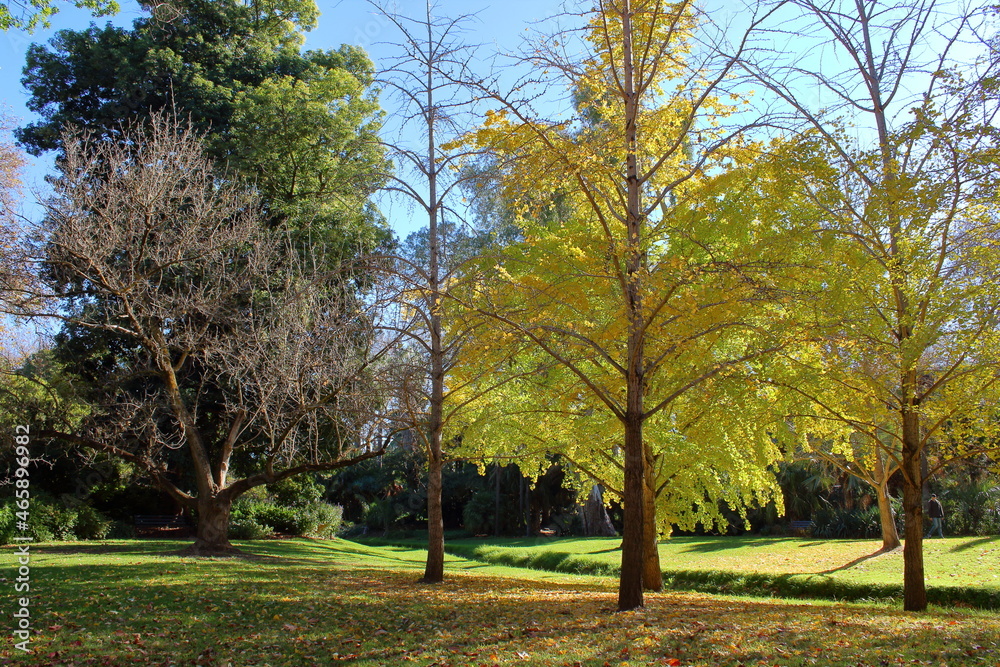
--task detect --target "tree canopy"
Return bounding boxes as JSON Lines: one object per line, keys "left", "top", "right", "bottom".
{"left": 31, "top": 114, "right": 392, "bottom": 553}
{"left": 0, "top": 0, "right": 117, "bottom": 32}
{"left": 18, "top": 0, "right": 389, "bottom": 254}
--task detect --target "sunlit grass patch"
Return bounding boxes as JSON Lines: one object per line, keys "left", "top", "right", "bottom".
{"left": 363, "top": 534, "right": 1000, "bottom": 608}
{"left": 2, "top": 538, "right": 999, "bottom": 666}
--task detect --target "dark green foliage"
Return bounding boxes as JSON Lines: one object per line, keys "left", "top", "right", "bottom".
{"left": 229, "top": 515, "right": 272, "bottom": 540}
{"left": 106, "top": 520, "right": 136, "bottom": 539}
{"left": 250, "top": 503, "right": 300, "bottom": 535}
{"left": 31, "top": 497, "right": 78, "bottom": 540}
{"left": 325, "top": 447, "right": 428, "bottom": 529}
{"left": 461, "top": 491, "right": 495, "bottom": 535}
{"left": 0, "top": 495, "right": 113, "bottom": 543}
{"left": 305, "top": 502, "right": 343, "bottom": 539}
{"left": 18, "top": 0, "right": 390, "bottom": 254}
{"left": 936, "top": 480, "right": 1000, "bottom": 536}
{"left": 811, "top": 503, "right": 883, "bottom": 539}
{"left": 229, "top": 488, "right": 343, "bottom": 539}
{"left": 267, "top": 475, "right": 324, "bottom": 507}
{"left": 325, "top": 451, "right": 580, "bottom": 537}
{"left": 73, "top": 503, "right": 112, "bottom": 539}
{"left": 0, "top": 503, "right": 16, "bottom": 545}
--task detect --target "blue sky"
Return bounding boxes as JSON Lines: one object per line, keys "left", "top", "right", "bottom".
{"left": 1, "top": 0, "right": 988, "bottom": 235}
{"left": 0, "top": 0, "right": 560, "bottom": 236}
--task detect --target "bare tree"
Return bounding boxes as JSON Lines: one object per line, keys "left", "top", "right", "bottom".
{"left": 0, "top": 111, "right": 30, "bottom": 317}
{"left": 28, "top": 113, "right": 396, "bottom": 554}
{"left": 372, "top": 0, "right": 526, "bottom": 583}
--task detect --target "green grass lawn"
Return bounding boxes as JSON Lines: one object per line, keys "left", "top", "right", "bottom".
{"left": 2, "top": 537, "right": 1000, "bottom": 666}
{"left": 363, "top": 534, "right": 1000, "bottom": 586}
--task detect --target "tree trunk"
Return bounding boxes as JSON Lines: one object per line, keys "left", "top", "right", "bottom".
{"left": 619, "top": 414, "right": 645, "bottom": 610}
{"left": 423, "top": 445, "right": 445, "bottom": 583}
{"left": 901, "top": 409, "right": 927, "bottom": 611}
{"left": 582, "top": 485, "right": 617, "bottom": 537}
{"left": 876, "top": 480, "right": 901, "bottom": 551}
{"left": 874, "top": 449, "right": 901, "bottom": 551}
{"left": 642, "top": 446, "right": 662, "bottom": 591}
{"left": 495, "top": 464, "right": 503, "bottom": 537}
{"left": 615, "top": 0, "right": 646, "bottom": 613}
{"left": 422, "top": 6, "right": 446, "bottom": 584}
{"left": 190, "top": 495, "right": 236, "bottom": 555}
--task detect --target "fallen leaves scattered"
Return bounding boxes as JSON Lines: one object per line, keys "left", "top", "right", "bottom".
{"left": 1, "top": 539, "right": 999, "bottom": 666}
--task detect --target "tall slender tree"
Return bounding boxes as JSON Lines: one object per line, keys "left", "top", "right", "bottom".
{"left": 741, "top": 0, "right": 1000, "bottom": 611}
{"left": 372, "top": 0, "right": 506, "bottom": 583}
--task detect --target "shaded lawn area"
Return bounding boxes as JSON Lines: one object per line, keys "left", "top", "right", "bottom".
{"left": 364, "top": 534, "right": 1000, "bottom": 590}
{"left": 1, "top": 539, "right": 999, "bottom": 666}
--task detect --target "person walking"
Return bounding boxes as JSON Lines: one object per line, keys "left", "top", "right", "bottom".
{"left": 926, "top": 493, "right": 945, "bottom": 538}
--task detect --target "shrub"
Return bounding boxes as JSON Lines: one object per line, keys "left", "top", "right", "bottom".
{"left": 461, "top": 491, "right": 494, "bottom": 535}
{"left": 940, "top": 482, "right": 1000, "bottom": 536}
{"left": 363, "top": 498, "right": 401, "bottom": 533}
{"left": 812, "top": 503, "right": 880, "bottom": 539}
{"left": 0, "top": 502, "right": 16, "bottom": 545}
{"left": 229, "top": 516, "right": 272, "bottom": 539}
{"left": 32, "top": 499, "right": 77, "bottom": 541}
{"left": 253, "top": 504, "right": 299, "bottom": 534}
{"left": 268, "top": 476, "right": 324, "bottom": 507}
{"left": 28, "top": 523, "right": 55, "bottom": 542}
{"left": 74, "top": 505, "right": 112, "bottom": 540}
{"left": 107, "top": 520, "right": 137, "bottom": 539}
{"left": 305, "top": 502, "right": 343, "bottom": 538}
{"left": 231, "top": 493, "right": 343, "bottom": 538}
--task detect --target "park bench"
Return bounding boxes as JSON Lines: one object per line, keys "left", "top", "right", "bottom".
{"left": 790, "top": 519, "right": 813, "bottom": 534}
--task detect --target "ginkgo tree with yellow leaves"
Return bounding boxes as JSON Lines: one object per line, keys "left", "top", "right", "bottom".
{"left": 741, "top": 0, "right": 1000, "bottom": 612}
{"left": 455, "top": 0, "right": 806, "bottom": 611}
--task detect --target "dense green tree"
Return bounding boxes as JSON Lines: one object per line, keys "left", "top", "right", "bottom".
{"left": 18, "top": 0, "right": 388, "bottom": 253}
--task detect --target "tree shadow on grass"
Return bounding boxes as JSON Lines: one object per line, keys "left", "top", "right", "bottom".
{"left": 27, "top": 551, "right": 1000, "bottom": 667}
{"left": 947, "top": 536, "right": 999, "bottom": 553}
{"left": 818, "top": 548, "right": 891, "bottom": 575}
{"left": 673, "top": 536, "right": 802, "bottom": 553}
{"left": 31, "top": 541, "right": 181, "bottom": 556}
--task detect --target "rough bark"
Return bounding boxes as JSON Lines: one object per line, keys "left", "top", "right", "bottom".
{"left": 619, "top": 414, "right": 645, "bottom": 610}
{"left": 423, "top": 445, "right": 445, "bottom": 582}
{"left": 189, "top": 496, "right": 237, "bottom": 556}
{"left": 642, "top": 447, "right": 663, "bottom": 591}
{"left": 901, "top": 408, "right": 927, "bottom": 611}
{"left": 582, "top": 485, "right": 617, "bottom": 537}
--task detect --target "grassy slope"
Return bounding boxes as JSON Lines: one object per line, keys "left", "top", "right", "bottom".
{"left": 3, "top": 538, "right": 1000, "bottom": 666}
{"left": 364, "top": 534, "right": 1000, "bottom": 588}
